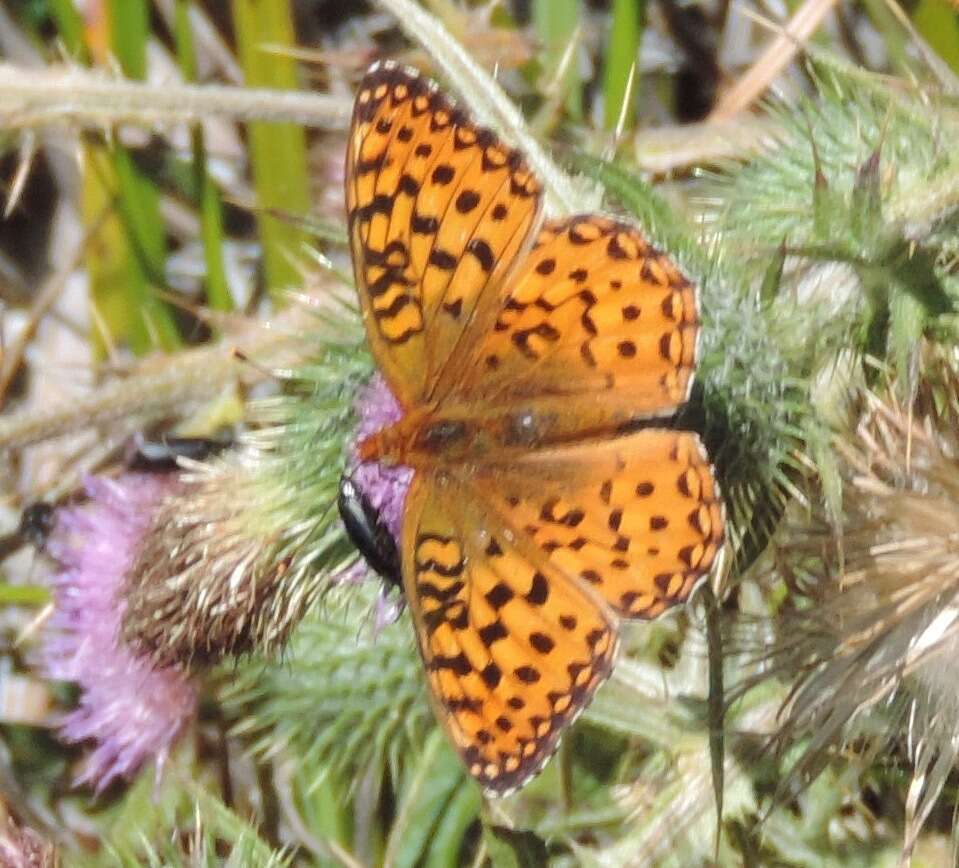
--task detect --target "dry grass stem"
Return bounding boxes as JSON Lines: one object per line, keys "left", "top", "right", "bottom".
{"left": 633, "top": 117, "right": 776, "bottom": 174}
{"left": 710, "top": 0, "right": 841, "bottom": 121}
{"left": 0, "top": 301, "right": 326, "bottom": 453}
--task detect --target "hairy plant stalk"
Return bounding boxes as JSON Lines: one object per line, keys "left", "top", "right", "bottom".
{"left": 632, "top": 117, "right": 776, "bottom": 174}
{"left": 0, "top": 63, "right": 350, "bottom": 130}
{"left": 0, "top": 301, "right": 325, "bottom": 452}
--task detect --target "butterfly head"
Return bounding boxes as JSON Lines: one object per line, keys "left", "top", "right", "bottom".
{"left": 357, "top": 403, "right": 486, "bottom": 467}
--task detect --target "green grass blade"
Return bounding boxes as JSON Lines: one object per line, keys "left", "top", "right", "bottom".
{"left": 81, "top": 0, "right": 182, "bottom": 354}
{"left": 48, "top": 0, "right": 182, "bottom": 354}
{"left": 231, "top": 0, "right": 311, "bottom": 299}
{"left": 533, "top": 0, "right": 583, "bottom": 120}
{"left": 423, "top": 781, "right": 482, "bottom": 868}
{"left": 84, "top": 147, "right": 182, "bottom": 355}
{"left": 194, "top": 135, "right": 233, "bottom": 312}
{"left": 174, "top": 0, "right": 233, "bottom": 312}
{"left": 111, "top": 148, "right": 183, "bottom": 352}
{"left": 48, "top": 0, "right": 87, "bottom": 60}
{"left": 109, "top": 0, "right": 148, "bottom": 79}
{"left": 603, "top": 0, "right": 642, "bottom": 130}
{"left": 172, "top": 0, "right": 198, "bottom": 82}
{"left": 912, "top": 0, "right": 959, "bottom": 74}
{"left": 0, "top": 584, "right": 50, "bottom": 606}
{"left": 384, "top": 729, "right": 466, "bottom": 868}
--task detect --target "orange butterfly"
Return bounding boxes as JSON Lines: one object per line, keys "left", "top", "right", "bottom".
{"left": 346, "top": 60, "right": 724, "bottom": 795}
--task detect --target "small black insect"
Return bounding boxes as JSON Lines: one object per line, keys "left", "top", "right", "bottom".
{"left": 18, "top": 502, "right": 55, "bottom": 548}
{"left": 127, "top": 435, "right": 229, "bottom": 472}
{"left": 337, "top": 474, "right": 402, "bottom": 589}
{"left": 0, "top": 501, "right": 55, "bottom": 561}
{"left": 0, "top": 437, "right": 230, "bottom": 562}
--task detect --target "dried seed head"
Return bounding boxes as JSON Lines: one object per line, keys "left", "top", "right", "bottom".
{"left": 769, "top": 384, "right": 959, "bottom": 857}
{"left": 120, "top": 374, "right": 412, "bottom": 668}
{"left": 0, "top": 815, "right": 55, "bottom": 868}
{"left": 120, "top": 454, "right": 317, "bottom": 667}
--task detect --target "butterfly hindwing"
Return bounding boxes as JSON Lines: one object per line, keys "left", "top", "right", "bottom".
{"left": 403, "top": 470, "right": 618, "bottom": 794}
{"left": 346, "top": 62, "right": 542, "bottom": 407}
{"left": 475, "top": 428, "right": 724, "bottom": 620}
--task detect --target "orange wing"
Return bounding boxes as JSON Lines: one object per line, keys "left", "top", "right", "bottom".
{"left": 435, "top": 216, "right": 699, "bottom": 424}
{"left": 475, "top": 428, "right": 724, "bottom": 619}
{"left": 346, "top": 61, "right": 542, "bottom": 407}
{"left": 348, "top": 64, "right": 724, "bottom": 794}
{"left": 403, "top": 470, "right": 618, "bottom": 794}
{"left": 402, "top": 428, "right": 722, "bottom": 793}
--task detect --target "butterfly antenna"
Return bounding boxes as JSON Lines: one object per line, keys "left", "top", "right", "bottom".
{"left": 230, "top": 348, "right": 298, "bottom": 382}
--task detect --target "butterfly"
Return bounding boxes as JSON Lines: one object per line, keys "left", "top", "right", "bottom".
{"left": 345, "top": 60, "right": 724, "bottom": 795}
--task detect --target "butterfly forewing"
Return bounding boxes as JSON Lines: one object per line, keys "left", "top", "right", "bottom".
{"left": 347, "top": 62, "right": 542, "bottom": 407}
{"left": 437, "top": 216, "right": 700, "bottom": 418}
{"left": 403, "top": 471, "right": 618, "bottom": 794}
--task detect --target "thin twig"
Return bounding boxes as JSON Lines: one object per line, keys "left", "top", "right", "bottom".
{"left": 710, "top": 0, "right": 841, "bottom": 121}
{"left": 0, "top": 208, "right": 109, "bottom": 409}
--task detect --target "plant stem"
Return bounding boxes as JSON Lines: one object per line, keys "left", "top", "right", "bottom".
{"left": 0, "top": 64, "right": 351, "bottom": 129}
{"left": 0, "top": 585, "right": 50, "bottom": 606}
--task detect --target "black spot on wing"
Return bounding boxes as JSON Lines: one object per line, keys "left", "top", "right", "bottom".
{"left": 467, "top": 239, "right": 494, "bottom": 272}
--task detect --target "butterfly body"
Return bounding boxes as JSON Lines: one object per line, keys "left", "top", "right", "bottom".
{"left": 346, "top": 60, "right": 724, "bottom": 795}
{"left": 359, "top": 397, "right": 689, "bottom": 469}
{"left": 358, "top": 406, "right": 566, "bottom": 466}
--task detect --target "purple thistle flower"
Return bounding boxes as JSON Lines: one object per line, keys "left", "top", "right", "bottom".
{"left": 42, "top": 474, "right": 198, "bottom": 792}
{"left": 337, "top": 375, "right": 413, "bottom": 624}
{"left": 349, "top": 374, "right": 413, "bottom": 542}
